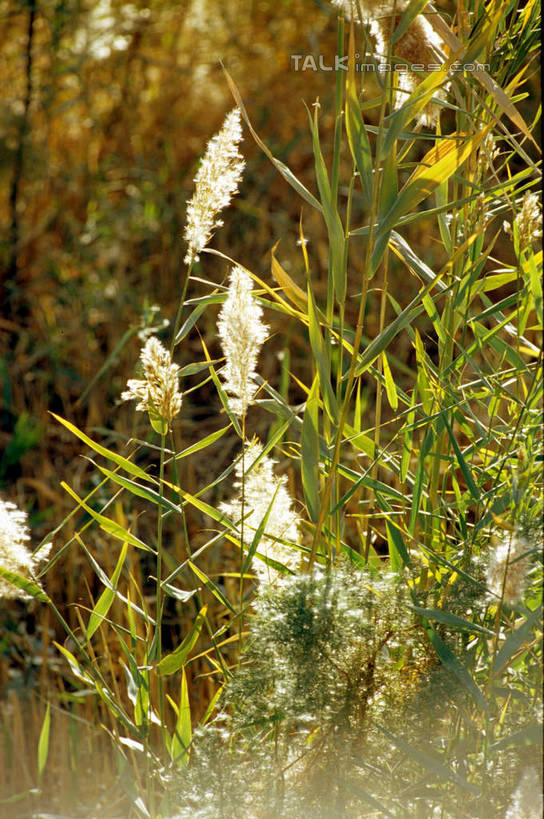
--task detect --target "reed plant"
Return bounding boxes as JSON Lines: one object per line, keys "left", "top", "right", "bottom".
{"left": 1, "top": 0, "right": 542, "bottom": 816}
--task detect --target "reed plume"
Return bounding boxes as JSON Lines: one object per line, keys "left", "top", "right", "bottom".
{"left": 217, "top": 266, "right": 268, "bottom": 418}
{"left": 0, "top": 497, "right": 48, "bottom": 600}
{"left": 184, "top": 108, "right": 245, "bottom": 265}
{"left": 121, "top": 336, "right": 182, "bottom": 427}
{"left": 486, "top": 533, "right": 532, "bottom": 607}
{"left": 220, "top": 439, "right": 301, "bottom": 582}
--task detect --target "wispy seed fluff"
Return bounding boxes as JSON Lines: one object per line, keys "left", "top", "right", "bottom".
{"left": 505, "top": 768, "right": 543, "bottom": 819}
{"left": 486, "top": 533, "right": 532, "bottom": 607}
{"left": 217, "top": 266, "right": 268, "bottom": 417}
{"left": 220, "top": 440, "right": 301, "bottom": 583}
{"left": 0, "top": 497, "right": 47, "bottom": 600}
{"left": 504, "top": 191, "right": 542, "bottom": 247}
{"left": 331, "top": 0, "right": 409, "bottom": 22}
{"left": 121, "top": 336, "right": 182, "bottom": 426}
{"left": 372, "top": 14, "right": 448, "bottom": 126}
{"left": 331, "top": 0, "right": 448, "bottom": 126}
{"left": 184, "top": 108, "right": 245, "bottom": 265}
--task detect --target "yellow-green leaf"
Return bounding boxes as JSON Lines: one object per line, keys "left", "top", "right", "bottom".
{"left": 175, "top": 426, "right": 230, "bottom": 460}
{"left": 0, "top": 567, "right": 49, "bottom": 602}
{"left": 345, "top": 21, "right": 372, "bottom": 206}
{"left": 271, "top": 244, "right": 308, "bottom": 310}
{"left": 188, "top": 562, "right": 235, "bottom": 614}
{"left": 156, "top": 605, "right": 207, "bottom": 676}
{"left": 61, "top": 482, "right": 153, "bottom": 552}
{"left": 85, "top": 542, "right": 128, "bottom": 640}
{"left": 37, "top": 703, "right": 51, "bottom": 781}
{"left": 171, "top": 669, "right": 192, "bottom": 766}
{"left": 301, "top": 375, "right": 321, "bottom": 522}
{"left": 378, "top": 129, "right": 490, "bottom": 238}
{"left": 382, "top": 351, "right": 399, "bottom": 411}
{"left": 51, "top": 413, "right": 149, "bottom": 480}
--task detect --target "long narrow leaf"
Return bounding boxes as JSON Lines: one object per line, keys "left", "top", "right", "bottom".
{"left": 156, "top": 605, "right": 208, "bottom": 676}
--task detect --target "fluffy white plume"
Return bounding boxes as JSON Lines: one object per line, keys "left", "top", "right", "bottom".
{"left": 486, "top": 533, "right": 532, "bottom": 607}
{"left": 220, "top": 440, "right": 301, "bottom": 583}
{"left": 184, "top": 108, "right": 245, "bottom": 265}
{"left": 121, "top": 336, "right": 182, "bottom": 426}
{"left": 217, "top": 266, "right": 268, "bottom": 417}
{"left": 0, "top": 497, "right": 49, "bottom": 600}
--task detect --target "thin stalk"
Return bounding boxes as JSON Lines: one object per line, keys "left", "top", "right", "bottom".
{"left": 154, "top": 432, "right": 167, "bottom": 728}
{"left": 239, "top": 414, "right": 246, "bottom": 663}
{"left": 333, "top": 165, "right": 356, "bottom": 563}
{"left": 170, "top": 428, "right": 231, "bottom": 681}
{"left": 171, "top": 261, "right": 194, "bottom": 356}
{"left": 331, "top": 11, "right": 345, "bottom": 203}
{"left": 323, "top": 11, "right": 346, "bottom": 563}
{"left": 309, "top": 59, "right": 390, "bottom": 569}
{"left": 364, "top": 246, "right": 390, "bottom": 562}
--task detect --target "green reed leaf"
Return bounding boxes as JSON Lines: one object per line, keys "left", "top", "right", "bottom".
{"left": 86, "top": 542, "right": 128, "bottom": 641}
{"left": 51, "top": 413, "right": 149, "bottom": 480}
{"left": 301, "top": 375, "right": 321, "bottom": 523}
{"left": 156, "top": 605, "right": 208, "bottom": 676}
{"left": 61, "top": 482, "right": 153, "bottom": 552}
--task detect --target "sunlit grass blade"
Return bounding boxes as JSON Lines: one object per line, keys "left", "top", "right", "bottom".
{"left": 187, "top": 561, "right": 236, "bottom": 615}
{"left": 0, "top": 567, "right": 49, "bottom": 602}
{"left": 51, "top": 413, "right": 149, "bottom": 480}
{"left": 301, "top": 375, "right": 321, "bottom": 523}
{"left": 85, "top": 542, "right": 128, "bottom": 641}
{"left": 156, "top": 605, "right": 208, "bottom": 676}
{"left": 377, "top": 129, "right": 490, "bottom": 238}
{"left": 346, "top": 20, "right": 372, "bottom": 207}
{"left": 37, "top": 703, "right": 51, "bottom": 784}
{"left": 223, "top": 64, "right": 323, "bottom": 212}
{"left": 169, "top": 669, "right": 191, "bottom": 766}
{"left": 91, "top": 462, "right": 181, "bottom": 515}
{"left": 61, "top": 482, "right": 153, "bottom": 552}
{"left": 307, "top": 103, "right": 346, "bottom": 304}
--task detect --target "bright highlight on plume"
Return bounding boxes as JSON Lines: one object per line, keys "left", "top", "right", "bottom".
{"left": 184, "top": 108, "right": 245, "bottom": 265}
{"left": 0, "top": 497, "right": 48, "bottom": 600}
{"left": 331, "top": 0, "right": 448, "bottom": 126}
{"left": 121, "top": 336, "right": 182, "bottom": 427}
{"left": 220, "top": 440, "right": 301, "bottom": 583}
{"left": 486, "top": 533, "right": 532, "bottom": 607}
{"left": 504, "top": 191, "right": 542, "bottom": 246}
{"left": 217, "top": 266, "right": 268, "bottom": 418}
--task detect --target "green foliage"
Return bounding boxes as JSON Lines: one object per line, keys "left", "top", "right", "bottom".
{"left": 229, "top": 565, "right": 416, "bottom": 731}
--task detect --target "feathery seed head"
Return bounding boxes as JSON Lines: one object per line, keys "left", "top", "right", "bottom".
{"left": 477, "top": 133, "right": 499, "bottom": 176}
{"left": 184, "top": 108, "right": 245, "bottom": 265}
{"left": 0, "top": 497, "right": 48, "bottom": 600}
{"left": 504, "top": 192, "right": 542, "bottom": 247}
{"left": 220, "top": 439, "right": 301, "bottom": 583}
{"left": 486, "top": 532, "right": 532, "bottom": 607}
{"left": 372, "top": 13, "right": 448, "bottom": 126}
{"left": 331, "top": 0, "right": 409, "bottom": 22}
{"left": 121, "top": 336, "right": 182, "bottom": 427}
{"left": 237, "top": 563, "right": 416, "bottom": 731}
{"left": 217, "top": 266, "right": 268, "bottom": 417}
{"left": 331, "top": 1, "right": 448, "bottom": 126}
